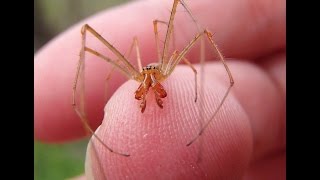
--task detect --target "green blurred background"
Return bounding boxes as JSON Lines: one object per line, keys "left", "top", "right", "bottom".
{"left": 34, "top": 0, "right": 130, "bottom": 52}
{"left": 34, "top": 0, "right": 129, "bottom": 179}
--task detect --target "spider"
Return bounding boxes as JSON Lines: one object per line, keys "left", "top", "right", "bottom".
{"left": 72, "top": 0, "right": 234, "bottom": 157}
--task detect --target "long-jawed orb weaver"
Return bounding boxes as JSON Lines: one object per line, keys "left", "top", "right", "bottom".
{"left": 72, "top": 0, "right": 234, "bottom": 157}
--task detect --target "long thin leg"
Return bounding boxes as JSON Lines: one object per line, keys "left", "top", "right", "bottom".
{"left": 81, "top": 24, "right": 140, "bottom": 78}
{"left": 163, "top": 29, "right": 234, "bottom": 146}
{"left": 164, "top": 50, "right": 178, "bottom": 73}
{"left": 165, "top": 31, "right": 203, "bottom": 76}
{"left": 105, "top": 37, "right": 142, "bottom": 75}
{"left": 179, "top": 0, "right": 203, "bottom": 32}
{"left": 73, "top": 108, "right": 129, "bottom": 157}
{"left": 106, "top": 36, "right": 143, "bottom": 79}
{"left": 84, "top": 47, "right": 133, "bottom": 79}
{"left": 178, "top": 0, "right": 205, "bottom": 152}
{"left": 186, "top": 30, "right": 234, "bottom": 146}
{"left": 73, "top": 26, "right": 144, "bottom": 99}
{"left": 182, "top": 57, "right": 198, "bottom": 102}
{"left": 104, "top": 36, "right": 143, "bottom": 99}
{"left": 133, "top": 37, "right": 143, "bottom": 72}
{"left": 153, "top": 20, "right": 166, "bottom": 63}
{"left": 72, "top": 25, "right": 136, "bottom": 157}
{"left": 153, "top": 20, "right": 176, "bottom": 65}
{"left": 158, "top": 0, "right": 203, "bottom": 74}
{"left": 72, "top": 60, "right": 130, "bottom": 157}
{"left": 153, "top": 19, "right": 198, "bottom": 103}
{"left": 160, "top": 0, "right": 179, "bottom": 71}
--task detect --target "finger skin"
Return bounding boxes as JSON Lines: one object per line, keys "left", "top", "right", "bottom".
{"left": 243, "top": 152, "right": 286, "bottom": 180}
{"left": 85, "top": 54, "right": 286, "bottom": 179}
{"left": 34, "top": 0, "right": 285, "bottom": 142}
{"left": 86, "top": 64, "right": 253, "bottom": 179}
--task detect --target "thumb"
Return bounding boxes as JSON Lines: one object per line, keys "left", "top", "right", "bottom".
{"left": 84, "top": 64, "right": 252, "bottom": 179}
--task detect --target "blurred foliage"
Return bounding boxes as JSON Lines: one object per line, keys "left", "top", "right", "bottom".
{"left": 34, "top": 0, "right": 130, "bottom": 52}
{"left": 34, "top": 140, "right": 88, "bottom": 180}
{"left": 34, "top": 0, "right": 129, "bottom": 179}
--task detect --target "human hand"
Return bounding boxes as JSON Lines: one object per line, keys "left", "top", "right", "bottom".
{"left": 34, "top": 0, "right": 286, "bottom": 179}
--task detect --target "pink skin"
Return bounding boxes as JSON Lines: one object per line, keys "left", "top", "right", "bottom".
{"left": 34, "top": 0, "right": 285, "bottom": 179}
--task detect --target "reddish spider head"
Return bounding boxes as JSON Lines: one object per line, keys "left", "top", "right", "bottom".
{"left": 134, "top": 63, "right": 167, "bottom": 113}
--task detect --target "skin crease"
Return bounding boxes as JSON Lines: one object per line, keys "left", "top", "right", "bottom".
{"left": 34, "top": 0, "right": 285, "bottom": 179}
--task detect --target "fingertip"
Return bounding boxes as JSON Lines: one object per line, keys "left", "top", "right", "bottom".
{"left": 87, "top": 65, "right": 253, "bottom": 179}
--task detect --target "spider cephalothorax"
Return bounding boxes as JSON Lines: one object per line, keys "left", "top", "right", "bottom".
{"left": 134, "top": 63, "right": 167, "bottom": 113}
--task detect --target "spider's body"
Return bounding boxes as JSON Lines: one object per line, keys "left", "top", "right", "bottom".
{"left": 135, "top": 63, "right": 167, "bottom": 113}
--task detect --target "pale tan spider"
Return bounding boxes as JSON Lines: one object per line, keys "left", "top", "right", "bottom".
{"left": 72, "top": 0, "right": 234, "bottom": 157}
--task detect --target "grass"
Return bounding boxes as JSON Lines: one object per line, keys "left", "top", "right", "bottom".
{"left": 34, "top": 139, "right": 89, "bottom": 180}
